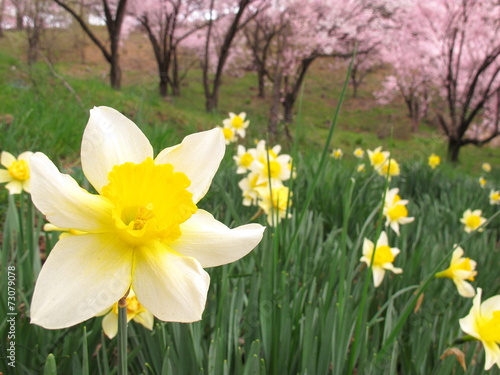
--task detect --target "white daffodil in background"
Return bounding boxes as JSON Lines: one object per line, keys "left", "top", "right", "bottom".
{"left": 435, "top": 246, "right": 477, "bottom": 298}
{"left": 219, "top": 123, "right": 237, "bottom": 145}
{"left": 238, "top": 172, "right": 266, "bottom": 207}
{"left": 0, "top": 151, "right": 33, "bottom": 194}
{"left": 331, "top": 148, "right": 343, "bottom": 159}
{"left": 99, "top": 289, "right": 154, "bottom": 339}
{"left": 460, "top": 209, "right": 487, "bottom": 233}
{"left": 428, "top": 153, "right": 441, "bottom": 169}
{"left": 479, "top": 176, "right": 487, "bottom": 188}
{"left": 222, "top": 112, "right": 250, "bottom": 138}
{"left": 357, "top": 163, "right": 366, "bottom": 173}
{"left": 482, "top": 162, "right": 492, "bottom": 173}
{"left": 29, "top": 106, "right": 265, "bottom": 329}
{"left": 490, "top": 190, "right": 500, "bottom": 205}
{"left": 233, "top": 145, "right": 255, "bottom": 174}
{"left": 378, "top": 158, "right": 400, "bottom": 180}
{"left": 249, "top": 140, "right": 292, "bottom": 186}
{"left": 367, "top": 146, "right": 390, "bottom": 170}
{"left": 459, "top": 288, "right": 500, "bottom": 370}
{"left": 383, "top": 188, "right": 414, "bottom": 236}
{"left": 255, "top": 185, "right": 292, "bottom": 226}
{"left": 353, "top": 147, "right": 364, "bottom": 158}
{"left": 360, "top": 231, "right": 402, "bottom": 287}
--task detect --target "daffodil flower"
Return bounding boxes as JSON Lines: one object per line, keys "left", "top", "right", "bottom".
{"left": 29, "top": 106, "right": 265, "bottom": 329}
{"left": 233, "top": 145, "right": 255, "bottom": 174}
{"left": 479, "top": 176, "right": 487, "bottom": 188}
{"left": 219, "top": 124, "right": 237, "bottom": 145}
{"left": 367, "top": 146, "right": 390, "bottom": 170}
{"left": 222, "top": 112, "right": 250, "bottom": 138}
{"left": 250, "top": 141, "right": 292, "bottom": 186}
{"left": 0, "top": 151, "right": 33, "bottom": 194}
{"left": 459, "top": 288, "right": 500, "bottom": 370}
{"left": 238, "top": 172, "right": 265, "bottom": 207}
{"left": 460, "top": 209, "right": 486, "bottom": 233}
{"left": 255, "top": 185, "right": 292, "bottom": 226}
{"left": 383, "top": 188, "right": 414, "bottom": 236}
{"left": 99, "top": 289, "right": 154, "bottom": 339}
{"left": 360, "top": 231, "right": 402, "bottom": 287}
{"left": 357, "top": 163, "right": 366, "bottom": 173}
{"left": 331, "top": 148, "right": 343, "bottom": 159}
{"left": 428, "top": 153, "right": 441, "bottom": 169}
{"left": 353, "top": 147, "right": 364, "bottom": 158}
{"left": 435, "top": 246, "right": 477, "bottom": 298}
{"left": 378, "top": 158, "right": 400, "bottom": 180}
{"left": 482, "top": 162, "right": 492, "bottom": 173}
{"left": 489, "top": 190, "right": 500, "bottom": 205}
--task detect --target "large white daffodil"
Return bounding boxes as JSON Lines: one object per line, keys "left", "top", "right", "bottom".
{"left": 30, "top": 106, "right": 265, "bottom": 329}
{"left": 459, "top": 288, "right": 500, "bottom": 370}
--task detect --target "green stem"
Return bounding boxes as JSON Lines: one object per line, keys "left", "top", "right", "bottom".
{"left": 117, "top": 297, "right": 128, "bottom": 375}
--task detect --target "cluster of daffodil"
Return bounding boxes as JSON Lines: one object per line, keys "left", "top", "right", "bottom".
{"left": 439, "top": 200, "right": 500, "bottom": 369}
{"left": 18, "top": 107, "right": 265, "bottom": 338}
{"left": 478, "top": 162, "right": 500, "bottom": 206}
{"left": 331, "top": 145, "right": 400, "bottom": 179}
{"left": 360, "top": 187, "right": 414, "bottom": 287}
{"left": 218, "top": 112, "right": 250, "bottom": 145}
{"left": 352, "top": 149, "right": 499, "bottom": 369}
{"left": 234, "top": 140, "right": 293, "bottom": 226}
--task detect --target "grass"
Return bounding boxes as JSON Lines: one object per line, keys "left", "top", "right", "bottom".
{"left": 0, "top": 28, "right": 499, "bottom": 374}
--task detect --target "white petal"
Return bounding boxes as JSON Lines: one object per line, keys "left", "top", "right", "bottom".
{"left": 22, "top": 179, "right": 31, "bottom": 193}
{"left": 481, "top": 295, "right": 500, "bottom": 316}
{"left": 362, "top": 238, "right": 374, "bottom": 258}
{"left": 18, "top": 151, "right": 34, "bottom": 162}
{"left": 102, "top": 312, "right": 118, "bottom": 339}
{"left": 81, "top": 106, "right": 153, "bottom": 193}
{"left": 30, "top": 233, "right": 133, "bottom": 329}
{"left": 30, "top": 153, "right": 114, "bottom": 232}
{"left": 389, "top": 221, "right": 400, "bottom": 236}
{"left": 0, "top": 169, "right": 11, "bottom": 183}
{"left": 5, "top": 180, "right": 22, "bottom": 194}
{"left": 134, "top": 310, "right": 154, "bottom": 330}
{"left": 376, "top": 231, "right": 389, "bottom": 247}
{"left": 171, "top": 209, "right": 265, "bottom": 268}
{"left": 484, "top": 341, "right": 500, "bottom": 370}
{"left": 459, "top": 289, "right": 482, "bottom": 338}
{"left": 1, "top": 151, "right": 15, "bottom": 168}
{"left": 454, "top": 280, "right": 476, "bottom": 298}
{"left": 132, "top": 243, "right": 210, "bottom": 323}
{"left": 372, "top": 267, "right": 386, "bottom": 287}
{"left": 155, "top": 128, "right": 225, "bottom": 203}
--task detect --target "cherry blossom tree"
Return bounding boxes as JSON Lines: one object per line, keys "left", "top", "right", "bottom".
{"left": 378, "top": 0, "right": 500, "bottom": 161}
{"left": 52, "top": 0, "right": 129, "bottom": 89}
{"left": 128, "top": 0, "right": 208, "bottom": 97}
{"left": 201, "top": 0, "right": 264, "bottom": 112}
{"left": 251, "top": 0, "right": 399, "bottom": 135}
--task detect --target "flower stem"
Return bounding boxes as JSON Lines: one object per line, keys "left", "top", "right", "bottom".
{"left": 117, "top": 296, "right": 128, "bottom": 375}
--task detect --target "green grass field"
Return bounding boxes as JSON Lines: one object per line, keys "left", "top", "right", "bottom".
{"left": 0, "top": 30, "right": 500, "bottom": 374}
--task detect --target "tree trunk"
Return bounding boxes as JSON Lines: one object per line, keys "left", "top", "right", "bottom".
{"left": 352, "top": 81, "right": 358, "bottom": 98}
{"left": 282, "top": 94, "right": 294, "bottom": 124}
{"left": 16, "top": 12, "right": 23, "bottom": 30}
{"left": 159, "top": 74, "right": 168, "bottom": 97}
{"left": 109, "top": 35, "right": 121, "bottom": 89}
{"left": 205, "top": 92, "right": 218, "bottom": 112}
{"left": 171, "top": 48, "right": 180, "bottom": 96}
{"left": 257, "top": 65, "right": 265, "bottom": 98}
{"left": 110, "top": 58, "right": 121, "bottom": 89}
{"left": 447, "top": 137, "right": 461, "bottom": 163}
